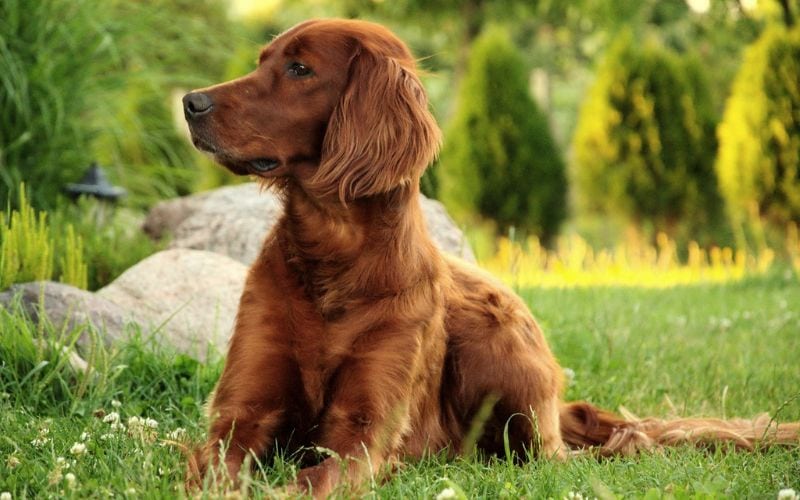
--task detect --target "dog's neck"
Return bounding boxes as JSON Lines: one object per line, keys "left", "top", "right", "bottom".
{"left": 277, "top": 179, "right": 439, "bottom": 305}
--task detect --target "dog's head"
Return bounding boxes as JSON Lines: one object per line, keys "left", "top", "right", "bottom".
{"left": 184, "top": 19, "right": 441, "bottom": 201}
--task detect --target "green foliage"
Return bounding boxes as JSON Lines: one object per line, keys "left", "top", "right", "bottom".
{"left": 572, "top": 33, "right": 719, "bottom": 233}
{"left": 91, "top": 0, "right": 241, "bottom": 208}
{"left": 0, "top": 0, "right": 105, "bottom": 209}
{"left": 1, "top": 276, "right": 799, "bottom": 496}
{"left": 0, "top": 0, "right": 240, "bottom": 211}
{"left": 50, "top": 198, "right": 163, "bottom": 291}
{"left": 715, "top": 27, "right": 800, "bottom": 231}
{"left": 439, "top": 26, "right": 567, "bottom": 242}
{"left": 0, "top": 187, "right": 87, "bottom": 290}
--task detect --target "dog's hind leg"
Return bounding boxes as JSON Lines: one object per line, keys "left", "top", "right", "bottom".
{"left": 444, "top": 259, "right": 567, "bottom": 461}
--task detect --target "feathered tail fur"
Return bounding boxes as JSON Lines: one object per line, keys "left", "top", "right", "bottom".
{"left": 560, "top": 401, "right": 799, "bottom": 455}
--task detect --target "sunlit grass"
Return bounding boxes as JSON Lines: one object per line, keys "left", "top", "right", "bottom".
{"left": 478, "top": 230, "right": 797, "bottom": 288}
{"left": 2, "top": 276, "right": 799, "bottom": 498}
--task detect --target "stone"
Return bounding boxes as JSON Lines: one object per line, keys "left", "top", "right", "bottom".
{"left": 0, "top": 281, "right": 130, "bottom": 353}
{"left": 96, "top": 249, "right": 248, "bottom": 360}
{"left": 144, "top": 183, "right": 475, "bottom": 265}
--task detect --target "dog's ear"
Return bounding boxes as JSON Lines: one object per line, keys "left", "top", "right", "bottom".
{"left": 310, "top": 46, "right": 441, "bottom": 201}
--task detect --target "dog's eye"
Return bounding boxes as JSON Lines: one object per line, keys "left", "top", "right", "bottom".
{"left": 286, "top": 62, "right": 313, "bottom": 79}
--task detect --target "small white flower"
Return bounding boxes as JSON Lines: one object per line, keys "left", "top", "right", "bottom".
{"left": 563, "top": 367, "right": 576, "bottom": 386}
{"left": 436, "top": 487, "right": 457, "bottom": 500}
{"left": 80, "top": 432, "right": 90, "bottom": 441}
{"left": 144, "top": 418, "right": 158, "bottom": 429}
{"left": 64, "top": 473, "right": 76, "bottom": 488}
{"left": 70, "top": 442, "right": 87, "bottom": 456}
{"left": 6, "top": 456, "right": 20, "bottom": 469}
{"left": 103, "top": 412, "right": 120, "bottom": 425}
{"left": 1, "top": 492, "right": 11, "bottom": 500}
{"left": 565, "top": 492, "right": 585, "bottom": 500}
{"left": 111, "top": 400, "right": 122, "bottom": 408}
{"left": 167, "top": 428, "right": 186, "bottom": 440}
{"left": 110, "top": 422, "right": 126, "bottom": 431}
{"left": 127, "top": 416, "right": 142, "bottom": 427}
{"left": 778, "top": 489, "right": 799, "bottom": 500}
{"left": 99, "top": 433, "right": 114, "bottom": 441}
{"left": 31, "top": 437, "right": 50, "bottom": 448}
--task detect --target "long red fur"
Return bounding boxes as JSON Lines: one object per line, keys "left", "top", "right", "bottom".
{"left": 183, "top": 19, "right": 799, "bottom": 498}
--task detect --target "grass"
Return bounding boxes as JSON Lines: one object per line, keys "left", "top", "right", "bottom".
{"left": 1, "top": 272, "right": 798, "bottom": 498}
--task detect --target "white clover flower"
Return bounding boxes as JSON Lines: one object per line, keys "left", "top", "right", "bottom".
{"left": 167, "top": 428, "right": 186, "bottom": 440}
{"left": 6, "top": 456, "right": 20, "bottom": 469}
{"left": 565, "top": 492, "right": 585, "bottom": 500}
{"left": 64, "top": 473, "right": 76, "bottom": 488}
{"left": 80, "top": 432, "right": 90, "bottom": 441}
{"left": 144, "top": 418, "right": 158, "bottom": 429}
{"left": 99, "top": 433, "right": 114, "bottom": 441}
{"left": 778, "top": 489, "right": 799, "bottom": 500}
{"left": 103, "top": 412, "right": 120, "bottom": 424}
{"left": 70, "top": 442, "right": 87, "bottom": 456}
{"left": 436, "top": 487, "right": 457, "bottom": 500}
{"left": 111, "top": 400, "right": 122, "bottom": 408}
{"left": 127, "top": 416, "right": 142, "bottom": 427}
{"left": 563, "top": 367, "right": 576, "bottom": 386}
{"left": 0, "top": 492, "right": 11, "bottom": 500}
{"left": 110, "top": 422, "right": 126, "bottom": 431}
{"left": 31, "top": 437, "right": 50, "bottom": 448}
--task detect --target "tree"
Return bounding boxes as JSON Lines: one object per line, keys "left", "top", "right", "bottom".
{"left": 439, "top": 26, "right": 567, "bottom": 242}
{"left": 572, "top": 33, "right": 718, "bottom": 233}
{"left": 715, "top": 27, "right": 800, "bottom": 228}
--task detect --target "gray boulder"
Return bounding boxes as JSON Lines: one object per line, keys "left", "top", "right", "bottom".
{"left": 97, "top": 249, "right": 247, "bottom": 359}
{"left": 0, "top": 281, "right": 131, "bottom": 352}
{"left": 144, "top": 183, "right": 475, "bottom": 264}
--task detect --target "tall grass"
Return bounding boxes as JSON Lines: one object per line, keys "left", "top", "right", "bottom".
{"left": 0, "top": 187, "right": 87, "bottom": 290}
{"left": 1, "top": 276, "right": 798, "bottom": 498}
{"left": 0, "top": 0, "right": 248, "bottom": 210}
{"left": 0, "top": 0, "right": 105, "bottom": 209}
{"left": 50, "top": 197, "right": 163, "bottom": 291}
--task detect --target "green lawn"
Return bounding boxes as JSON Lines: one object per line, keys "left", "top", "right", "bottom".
{"left": 1, "top": 272, "right": 798, "bottom": 499}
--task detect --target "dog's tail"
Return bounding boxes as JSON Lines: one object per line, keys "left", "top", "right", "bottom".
{"left": 559, "top": 401, "right": 799, "bottom": 455}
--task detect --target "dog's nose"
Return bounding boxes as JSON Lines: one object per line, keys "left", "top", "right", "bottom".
{"left": 183, "top": 92, "right": 214, "bottom": 119}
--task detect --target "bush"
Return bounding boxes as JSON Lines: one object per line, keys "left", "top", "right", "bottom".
{"left": 0, "top": 0, "right": 104, "bottom": 209}
{"left": 715, "top": 27, "right": 800, "bottom": 229}
{"left": 92, "top": 0, "right": 241, "bottom": 208}
{"left": 572, "top": 33, "right": 718, "bottom": 234}
{"left": 0, "top": 187, "right": 87, "bottom": 290}
{"left": 50, "top": 198, "right": 163, "bottom": 291}
{"left": 0, "top": 0, "right": 240, "bottom": 210}
{"left": 438, "top": 26, "right": 567, "bottom": 242}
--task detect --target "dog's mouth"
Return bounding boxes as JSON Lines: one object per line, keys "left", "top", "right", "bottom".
{"left": 190, "top": 135, "right": 283, "bottom": 177}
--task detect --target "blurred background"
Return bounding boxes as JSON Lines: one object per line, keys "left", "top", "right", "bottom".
{"left": 1, "top": 0, "right": 799, "bottom": 289}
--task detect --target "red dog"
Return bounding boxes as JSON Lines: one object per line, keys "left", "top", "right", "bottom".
{"left": 183, "top": 19, "right": 798, "bottom": 497}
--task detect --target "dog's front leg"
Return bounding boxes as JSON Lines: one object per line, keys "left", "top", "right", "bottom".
{"left": 293, "top": 328, "right": 420, "bottom": 498}
{"left": 188, "top": 283, "right": 298, "bottom": 488}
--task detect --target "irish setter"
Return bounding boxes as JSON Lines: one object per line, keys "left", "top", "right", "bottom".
{"left": 183, "top": 19, "right": 798, "bottom": 497}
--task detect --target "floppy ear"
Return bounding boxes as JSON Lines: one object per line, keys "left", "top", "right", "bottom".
{"left": 310, "top": 46, "right": 441, "bottom": 201}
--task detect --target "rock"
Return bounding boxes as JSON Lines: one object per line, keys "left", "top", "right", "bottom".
{"left": 142, "top": 191, "right": 212, "bottom": 240}
{"left": 144, "top": 183, "right": 475, "bottom": 264}
{"left": 97, "top": 249, "right": 247, "bottom": 359}
{"left": 418, "top": 196, "right": 476, "bottom": 262}
{"left": 0, "top": 281, "right": 131, "bottom": 353}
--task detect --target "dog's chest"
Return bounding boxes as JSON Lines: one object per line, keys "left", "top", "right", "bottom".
{"left": 292, "top": 318, "right": 359, "bottom": 416}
